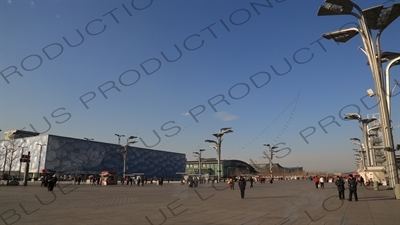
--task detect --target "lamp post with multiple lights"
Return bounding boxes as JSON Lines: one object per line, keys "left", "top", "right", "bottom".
{"left": 263, "top": 144, "right": 280, "bottom": 184}
{"left": 351, "top": 138, "right": 366, "bottom": 171}
{"left": 317, "top": 0, "right": 400, "bottom": 188}
{"left": 115, "top": 134, "right": 125, "bottom": 146}
{"left": 117, "top": 136, "right": 137, "bottom": 179}
{"left": 193, "top": 149, "right": 205, "bottom": 176}
{"left": 205, "top": 127, "right": 233, "bottom": 181}
{"left": 344, "top": 113, "right": 377, "bottom": 167}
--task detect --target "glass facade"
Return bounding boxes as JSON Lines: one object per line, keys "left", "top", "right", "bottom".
{"left": 0, "top": 134, "right": 186, "bottom": 179}
{"left": 186, "top": 159, "right": 258, "bottom": 177}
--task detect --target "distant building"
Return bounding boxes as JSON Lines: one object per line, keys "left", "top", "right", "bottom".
{"left": 186, "top": 158, "right": 258, "bottom": 177}
{"left": 0, "top": 133, "right": 186, "bottom": 180}
{"left": 251, "top": 163, "right": 303, "bottom": 175}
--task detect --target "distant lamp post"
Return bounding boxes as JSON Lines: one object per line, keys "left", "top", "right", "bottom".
{"left": 317, "top": 0, "right": 400, "bottom": 189}
{"left": 263, "top": 144, "right": 279, "bottom": 184}
{"left": 351, "top": 138, "right": 367, "bottom": 172}
{"left": 36, "top": 143, "right": 47, "bottom": 179}
{"left": 193, "top": 149, "right": 205, "bottom": 176}
{"left": 115, "top": 134, "right": 125, "bottom": 146}
{"left": 205, "top": 127, "right": 233, "bottom": 181}
{"left": 117, "top": 136, "right": 137, "bottom": 178}
{"left": 345, "top": 113, "right": 377, "bottom": 167}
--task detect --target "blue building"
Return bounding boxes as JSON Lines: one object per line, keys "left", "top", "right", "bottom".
{"left": 0, "top": 132, "right": 186, "bottom": 180}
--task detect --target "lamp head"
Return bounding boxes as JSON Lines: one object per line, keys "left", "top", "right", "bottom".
{"left": 322, "top": 27, "right": 359, "bottom": 42}
{"left": 366, "top": 89, "right": 375, "bottom": 97}
{"left": 317, "top": 0, "right": 354, "bottom": 16}
{"left": 362, "top": 3, "right": 400, "bottom": 30}
{"left": 344, "top": 113, "right": 361, "bottom": 120}
{"left": 205, "top": 139, "right": 217, "bottom": 144}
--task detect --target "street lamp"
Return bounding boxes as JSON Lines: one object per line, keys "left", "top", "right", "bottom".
{"left": 117, "top": 136, "right": 137, "bottom": 178}
{"left": 344, "top": 113, "right": 377, "bottom": 167}
{"left": 193, "top": 149, "right": 205, "bottom": 176}
{"left": 263, "top": 144, "right": 280, "bottom": 184}
{"left": 36, "top": 143, "right": 46, "bottom": 179}
{"left": 205, "top": 127, "right": 233, "bottom": 181}
{"left": 318, "top": 0, "right": 400, "bottom": 188}
{"left": 115, "top": 134, "right": 125, "bottom": 146}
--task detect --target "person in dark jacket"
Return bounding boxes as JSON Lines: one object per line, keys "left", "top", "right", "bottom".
{"left": 335, "top": 176, "right": 345, "bottom": 199}
{"left": 47, "top": 175, "right": 56, "bottom": 191}
{"left": 347, "top": 174, "right": 358, "bottom": 201}
{"left": 238, "top": 176, "right": 247, "bottom": 199}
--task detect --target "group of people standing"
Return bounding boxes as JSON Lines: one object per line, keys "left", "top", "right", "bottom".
{"left": 335, "top": 174, "right": 358, "bottom": 201}
{"left": 313, "top": 174, "right": 358, "bottom": 201}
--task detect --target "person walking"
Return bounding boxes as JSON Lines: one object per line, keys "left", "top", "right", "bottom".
{"left": 347, "top": 174, "right": 358, "bottom": 201}
{"left": 249, "top": 177, "right": 254, "bottom": 187}
{"left": 228, "top": 177, "right": 234, "bottom": 190}
{"left": 238, "top": 176, "right": 246, "bottom": 199}
{"left": 335, "top": 176, "right": 345, "bottom": 200}
{"left": 313, "top": 176, "right": 319, "bottom": 189}
{"left": 319, "top": 176, "right": 325, "bottom": 189}
{"left": 359, "top": 176, "right": 365, "bottom": 186}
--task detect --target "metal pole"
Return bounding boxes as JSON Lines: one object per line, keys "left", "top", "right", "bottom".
{"left": 386, "top": 56, "right": 400, "bottom": 117}
{"left": 217, "top": 137, "right": 221, "bottom": 182}
{"left": 123, "top": 145, "right": 127, "bottom": 179}
{"left": 357, "top": 16, "right": 399, "bottom": 188}
{"left": 37, "top": 145, "right": 44, "bottom": 179}
{"left": 361, "top": 122, "right": 373, "bottom": 167}
{"left": 199, "top": 152, "right": 202, "bottom": 176}
{"left": 23, "top": 151, "right": 30, "bottom": 186}
{"left": 269, "top": 147, "right": 273, "bottom": 182}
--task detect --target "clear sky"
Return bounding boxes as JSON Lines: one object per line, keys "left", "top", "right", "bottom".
{"left": 1, "top": 0, "right": 399, "bottom": 173}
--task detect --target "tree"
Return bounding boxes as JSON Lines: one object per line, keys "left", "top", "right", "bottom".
{"left": 2, "top": 137, "right": 25, "bottom": 185}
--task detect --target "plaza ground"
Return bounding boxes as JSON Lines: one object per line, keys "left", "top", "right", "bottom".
{"left": 0, "top": 180, "right": 399, "bottom": 225}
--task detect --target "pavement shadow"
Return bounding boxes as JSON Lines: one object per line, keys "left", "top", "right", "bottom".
{"left": 245, "top": 196, "right": 293, "bottom": 199}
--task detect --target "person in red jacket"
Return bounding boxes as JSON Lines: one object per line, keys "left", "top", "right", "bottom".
{"left": 313, "top": 176, "right": 320, "bottom": 189}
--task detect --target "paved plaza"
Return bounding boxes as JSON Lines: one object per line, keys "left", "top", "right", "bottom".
{"left": 0, "top": 180, "right": 399, "bottom": 225}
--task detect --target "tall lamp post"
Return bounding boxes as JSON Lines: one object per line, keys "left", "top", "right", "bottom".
{"left": 117, "top": 136, "right": 137, "bottom": 179}
{"left": 317, "top": 0, "right": 400, "bottom": 189}
{"left": 351, "top": 138, "right": 366, "bottom": 171}
{"left": 344, "top": 113, "right": 377, "bottom": 167}
{"left": 263, "top": 144, "right": 279, "bottom": 184}
{"left": 36, "top": 143, "right": 46, "bottom": 179}
{"left": 205, "top": 127, "right": 233, "bottom": 181}
{"left": 193, "top": 149, "right": 205, "bottom": 176}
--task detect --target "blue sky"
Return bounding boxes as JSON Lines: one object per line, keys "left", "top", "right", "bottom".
{"left": 1, "top": 0, "right": 399, "bottom": 173}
